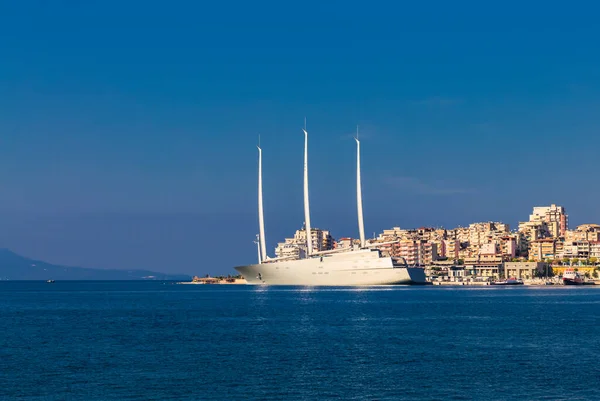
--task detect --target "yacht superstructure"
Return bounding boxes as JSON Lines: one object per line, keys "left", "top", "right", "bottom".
{"left": 235, "top": 124, "right": 427, "bottom": 285}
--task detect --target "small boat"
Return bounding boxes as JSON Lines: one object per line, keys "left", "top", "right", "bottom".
{"left": 46, "top": 279, "right": 55, "bottom": 283}
{"left": 562, "top": 269, "right": 593, "bottom": 285}
{"left": 491, "top": 277, "right": 523, "bottom": 286}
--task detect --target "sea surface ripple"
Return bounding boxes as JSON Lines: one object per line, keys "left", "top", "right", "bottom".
{"left": 1, "top": 282, "right": 599, "bottom": 400}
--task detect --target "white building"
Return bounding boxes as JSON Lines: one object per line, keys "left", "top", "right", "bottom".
{"left": 275, "top": 226, "right": 334, "bottom": 258}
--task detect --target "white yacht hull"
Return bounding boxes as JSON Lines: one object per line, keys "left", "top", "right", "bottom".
{"left": 235, "top": 249, "right": 427, "bottom": 286}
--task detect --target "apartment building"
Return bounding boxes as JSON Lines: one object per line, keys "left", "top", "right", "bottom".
{"left": 335, "top": 237, "right": 354, "bottom": 249}
{"left": 439, "top": 239, "right": 460, "bottom": 260}
{"left": 499, "top": 236, "right": 517, "bottom": 258}
{"left": 528, "top": 239, "right": 557, "bottom": 261}
{"left": 275, "top": 226, "right": 335, "bottom": 258}
{"left": 565, "top": 224, "right": 600, "bottom": 242}
{"left": 321, "top": 230, "right": 334, "bottom": 251}
{"left": 391, "top": 240, "right": 438, "bottom": 266}
{"left": 562, "top": 241, "right": 591, "bottom": 259}
{"left": 520, "top": 204, "right": 568, "bottom": 240}
{"left": 590, "top": 241, "right": 600, "bottom": 258}
{"left": 378, "top": 227, "right": 408, "bottom": 241}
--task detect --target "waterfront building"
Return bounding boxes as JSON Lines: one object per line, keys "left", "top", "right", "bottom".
{"left": 503, "top": 262, "right": 549, "bottom": 279}
{"left": 464, "top": 256, "right": 503, "bottom": 278}
{"left": 447, "top": 266, "right": 467, "bottom": 281}
{"left": 265, "top": 201, "right": 598, "bottom": 281}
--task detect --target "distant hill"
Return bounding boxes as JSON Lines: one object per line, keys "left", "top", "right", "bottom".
{"left": 0, "top": 249, "right": 191, "bottom": 281}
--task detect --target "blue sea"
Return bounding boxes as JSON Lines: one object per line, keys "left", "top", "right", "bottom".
{"left": 1, "top": 282, "right": 599, "bottom": 400}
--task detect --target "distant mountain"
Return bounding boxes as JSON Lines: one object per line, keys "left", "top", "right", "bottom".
{"left": 0, "top": 249, "right": 191, "bottom": 281}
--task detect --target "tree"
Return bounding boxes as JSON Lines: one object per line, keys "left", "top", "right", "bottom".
{"left": 590, "top": 257, "right": 598, "bottom": 266}
{"left": 536, "top": 263, "right": 555, "bottom": 278}
{"left": 562, "top": 258, "right": 570, "bottom": 266}
{"left": 572, "top": 258, "right": 580, "bottom": 266}
{"left": 593, "top": 270, "right": 599, "bottom": 279}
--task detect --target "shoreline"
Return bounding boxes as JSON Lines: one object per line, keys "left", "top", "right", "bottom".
{"left": 177, "top": 279, "right": 248, "bottom": 285}
{"left": 432, "top": 281, "right": 599, "bottom": 287}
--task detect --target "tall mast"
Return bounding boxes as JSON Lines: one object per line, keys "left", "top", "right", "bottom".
{"left": 302, "top": 119, "right": 313, "bottom": 256}
{"left": 355, "top": 126, "right": 366, "bottom": 248}
{"left": 257, "top": 143, "right": 267, "bottom": 262}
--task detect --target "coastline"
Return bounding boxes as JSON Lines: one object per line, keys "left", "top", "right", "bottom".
{"left": 432, "top": 279, "right": 600, "bottom": 286}
{"left": 177, "top": 278, "right": 248, "bottom": 285}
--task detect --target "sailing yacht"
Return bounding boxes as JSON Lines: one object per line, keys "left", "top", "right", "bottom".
{"left": 234, "top": 125, "right": 427, "bottom": 285}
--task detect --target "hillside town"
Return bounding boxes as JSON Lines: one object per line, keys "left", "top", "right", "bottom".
{"left": 274, "top": 204, "right": 600, "bottom": 283}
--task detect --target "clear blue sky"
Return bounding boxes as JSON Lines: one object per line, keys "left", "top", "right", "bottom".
{"left": 1, "top": 0, "right": 599, "bottom": 275}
